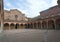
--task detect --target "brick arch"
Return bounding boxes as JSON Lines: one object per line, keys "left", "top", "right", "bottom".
{"left": 56, "top": 19, "right": 60, "bottom": 29}
{"left": 15, "top": 23, "right": 19, "bottom": 29}
{"left": 37, "top": 22, "right": 41, "bottom": 29}
{"left": 30, "top": 23, "right": 33, "bottom": 29}
{"left": 34, "top": 23, "right": 37, "bottom": 29}
{"left": 20, "top": 24, "right": 23, "bottom": 26}
{"left": 24, "top": 24, "right": 28, "bottom": 29}
{"left": 20, "top": 24, "right": 24, "bottom": 29}
{"left": 48, "top": 20, "right": 55, "bottom": 29}
{"left": 27, "top": 23, "right": 31, "bottom": 29}
{"left": 10, "top": 23, "right": 15, "bottom": 29}
{"left": 4, "top": 23, "right": 9, "bottom": 30}
{"left": 42, "top": 21, "right": 47, "bottom": 29}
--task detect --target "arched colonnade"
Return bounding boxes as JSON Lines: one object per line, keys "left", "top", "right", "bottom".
{"left": 4, "top": 18, "right": 60, "bottom": 30}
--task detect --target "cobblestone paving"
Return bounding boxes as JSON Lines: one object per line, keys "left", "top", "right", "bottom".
{"left": 0, "top": 29, "right": 60, "bottom": 42}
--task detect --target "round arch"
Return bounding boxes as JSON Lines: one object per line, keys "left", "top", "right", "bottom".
{"left": 37, "top": 22, "right": 41, "bottom": 29}
{"left": 42, "top": 21, "right": 47, "bottom": 29}
{"left": 24, "top": 24, "right": 28, "bottom": 29}
{"left": 15, "top": 23, "right": 19, "bottom": 29}
{"left": 20, "top": 24, "right": 24, "bottom": 29}
{"left": 34, "top": 23, "right": 37, "bottom": 29}
{"left": 48, "top": 20, "right": 55, "bottom": 29}
{"left": 29, "top": 23, "right": 33, "bottom": 29}
{"left": 56, "top": 19, "right": 60, "bottom": 29}
{"left": 4, "top": 23, "right": 9, "bottom": 30}
{"left": 10, "top": 23, "right": 15, "bottom": 29}
{"left": 27, "top": 23, "right": 30, "bottom": 29}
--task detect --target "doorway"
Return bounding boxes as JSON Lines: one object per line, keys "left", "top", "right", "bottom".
{"left": 15, "top": 24, "right": 19, "bottom": 29}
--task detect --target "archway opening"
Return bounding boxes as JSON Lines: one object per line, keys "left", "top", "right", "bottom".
{"left": 38, "top": 22, "right": 41, "bottom": 29}
{"left": 28, "top": 24, "right": 30, "bottom": 29}
{"left": 15, "top": 24, "right": 19, "bottom": 29}
{"left": 24, "top": 24, "right": 27, "bottom": 29}
{"left": 4, "top": 23, "right": 9, "bottom": 30}
{"left": 10, "top": 23, "right": 15, "bottom": 29}
{"left": 20, "top": 24, "right": 24, "bottom": 29}
{"left": 42, "top": 21, "right": 47, "bottom": 29}
{"left": 30, "top": 23, "right": 33, "bottom": 29}
{"left": 56, "top": 19, "right": 60, "bottom": 29}
{"left": 48, "top": 20, "right": 55, "bottom": 29}
{"left": 34, "top": 23, "right": 37, "bottom": 29}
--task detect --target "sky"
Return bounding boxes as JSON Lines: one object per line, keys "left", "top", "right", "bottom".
{"left": 4, "top": 0, "right": 57, "bottom": 18}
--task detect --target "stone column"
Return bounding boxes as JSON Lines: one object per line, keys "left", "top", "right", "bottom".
{"left": 54, "top": 20, "right": 56, "bottom": 29}
{"left": 23, "top": 24, "right": 24, "bottom": 29}
{"left": 23, "top": 24, "right": 25, "bottom": 29}
{"left": 32, "top": 23, "right": 34, "bottom": 29}
{"left": 19, "top": 24, "right": 20, "bottom": 29}
{"left": 27, "top": 24, "right": 28, "bottom": 29}
{"left": 36, "top": 23, "right": 38, "bottom": 29}
{"left": 41, "top": 21, "right": 42, "bottom": 29}
{"left": 47, "top": 21, "right": 48, "bottom": 29}
{"left": 9, "top": 24, "right": 10, "bottom": 30}
{"left": 0, "top": 0, "right": 4, "bottom": 32}
{"left": 27, "top": 24, "right": 29, "bottom": 29}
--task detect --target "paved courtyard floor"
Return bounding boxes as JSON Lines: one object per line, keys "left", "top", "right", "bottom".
{"left": 0, "top": 29, "right": 60, "bottom": 42}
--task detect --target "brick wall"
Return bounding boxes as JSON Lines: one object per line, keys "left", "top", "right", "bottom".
{"left": 4, "top": 9, "right": 28, "bottom": 22}
{"left": 40, "top": 6, "right": 59, "bottom": 18}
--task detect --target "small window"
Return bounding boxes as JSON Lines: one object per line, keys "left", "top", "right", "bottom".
{"left": 15, "top": 15, "right": 18, "bottom": 18}
{"left": 15, "top": 15, "right": 18, "bottom": 20}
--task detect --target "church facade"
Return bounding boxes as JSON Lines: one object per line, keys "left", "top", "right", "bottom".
{"left": 4, "top": 9, "right": 28, "bottom": 30}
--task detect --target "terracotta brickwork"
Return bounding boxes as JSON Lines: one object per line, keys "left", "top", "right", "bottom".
{"left": 4, "top": 9, "right": 28, "bottom": 22}
{"left": 40, "top": 6, "right": 59, "bottom": 18}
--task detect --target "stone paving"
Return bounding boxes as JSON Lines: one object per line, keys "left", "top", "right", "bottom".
{"left": 0, "top": 29, "right": 60, "bottom": 42}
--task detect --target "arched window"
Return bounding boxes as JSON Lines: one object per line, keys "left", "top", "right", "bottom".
{"left": 15, "top": 15, "right": 18, "bottom": 20}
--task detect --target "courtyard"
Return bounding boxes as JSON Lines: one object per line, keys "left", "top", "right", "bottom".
{"left": 0, "top": 29, "right": 60, "bottom": 42}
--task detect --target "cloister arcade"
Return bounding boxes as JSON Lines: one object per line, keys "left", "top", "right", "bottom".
{"left": 0, "top": 0, "right": 60, "bottom": 30}
{"left": 3, "top": 16, "right": 60, "bottom": 30}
